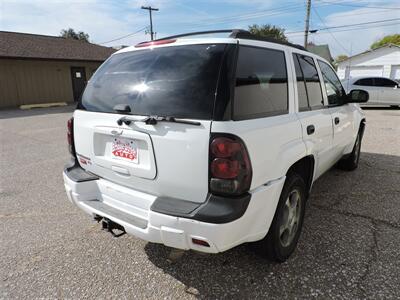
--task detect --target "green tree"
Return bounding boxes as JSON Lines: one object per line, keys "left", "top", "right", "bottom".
{"left": 60, "top": 28, "right": 89, "bottom": 42}
{"left": 370, "top": 34, "right": 400, "bottom": 49}
{"left": 335, "top": 54, "right": 348, "bottom": 63}
{"left": 248, "top": 24, "right": 288, "bottom": 42}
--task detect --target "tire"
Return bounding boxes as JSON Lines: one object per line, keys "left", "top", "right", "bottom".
{"left": 337, "top": 130, "right": 362, "bottom": 171}
{"left": 253, "top": 173, "right": 306, "bottom": 262}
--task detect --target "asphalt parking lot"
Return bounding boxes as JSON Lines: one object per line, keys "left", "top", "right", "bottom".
{"left": 1, "top": 106, "right": 399, "bottom": 299}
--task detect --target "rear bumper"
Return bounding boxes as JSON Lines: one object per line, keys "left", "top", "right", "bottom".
{"left": 63, "top": 164, "right": 285, "bottom": 253}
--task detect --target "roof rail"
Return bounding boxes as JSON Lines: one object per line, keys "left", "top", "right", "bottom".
{"left": 232, "top": 31, "right": 307, "bottom": 51}
{"left": 154, "top": 29, "right": 248, "bottom": 41}
{"left": 148, "top": 29, "right": 307, "bottom": 52}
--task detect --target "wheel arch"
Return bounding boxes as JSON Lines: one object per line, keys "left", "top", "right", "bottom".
{"left": 285, "top": 155, "right": 315, "bottom": 198}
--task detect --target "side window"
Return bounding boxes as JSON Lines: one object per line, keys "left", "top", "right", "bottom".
{"left": 234, "top": 46, "right": 288, "bottom": 120}
{"left": 297, "top": 54, "right": 324, "bottom": 108}
{"left": 374, "top": 78, "right": 398, "bottom": 87}
{"left": 318, "top": 60, "right": 346, "bottom": 105}
{"left": 292, "top": 54, "right": 309, "bottom": 111}
{"left": 354, "top": 78, "right": 373, "bottom": 86}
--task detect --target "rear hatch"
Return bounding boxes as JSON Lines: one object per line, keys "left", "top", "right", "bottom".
{"left": 73, "top": 43, "right": 229, "bottom": 203}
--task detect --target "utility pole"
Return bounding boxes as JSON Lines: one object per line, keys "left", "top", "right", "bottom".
{"left": 141, "top": 6, "right": 159, "bottom": 41}
{"left": 304, "top": 0, "right": 311, "bottom": 48}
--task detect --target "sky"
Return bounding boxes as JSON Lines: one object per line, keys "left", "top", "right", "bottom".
{"left": 0, "top": 0, "right": 399, "bottom": 57}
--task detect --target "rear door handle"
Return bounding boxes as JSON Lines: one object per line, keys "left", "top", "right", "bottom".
{"left": 307, "top": 125, "right": 315, "bottom": 135}
{"left": 112, "top": 165, "right": 130, "bottom": 176}
{"left": 334, "top": 117, "right": 340, "bottom": 125}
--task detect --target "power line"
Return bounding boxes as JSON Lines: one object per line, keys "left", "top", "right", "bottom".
{"left": 98, "top": 4, "right": 305, "bottom": 45}
{"left": 156, "top": 1, "right": 384, "bottom": 32}
{"left": 98, "top": 27, "right": 147, "bottom": 44}
{"left": 286, "top": 17, "right": 400, "bottom": 34}
{"left": 312, "top": 6, "right": 350, "bottom": 55}
{"left": 173, "top": 3, "right": 305, "bottom": 28}
{"left": 315, "top": 0, "right": 400, "bottom": 10}
{"left": 99, "top": 2, "right": 398, "bottom": 45}
{"left": 321, "top": 8, "right": 394, "bottom": 19}
{"left": 321, "top": 21, "right": 400, "bottom": 34}
{"left": 288, "top": 21, "right": 400, "bottom": 37}
{"left": 155, "top": 2, "right": 342, "bottom": 34}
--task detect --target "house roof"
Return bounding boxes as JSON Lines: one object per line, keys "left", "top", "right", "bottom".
{"left": 0, "top": 31, "right": 116, "bottom": 61}
{"left": 339, "top": 43, "right": 400, "bottom": 63}
{"left": 306, "top": 44, "right": 333, "bottom": 62}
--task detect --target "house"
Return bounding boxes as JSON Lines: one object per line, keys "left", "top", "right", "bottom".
{"left": 337, "top": 44, "right": 400, "bottom": 80}
{"left": 306, "top": 44, "right": 334, "bottom": 63}
{"left": 0, "top": 31, "right": 115, "bottom": 108}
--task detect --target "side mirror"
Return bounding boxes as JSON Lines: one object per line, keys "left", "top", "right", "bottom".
{"left": 347, "top": 89, "right": 369, "bottom": 103}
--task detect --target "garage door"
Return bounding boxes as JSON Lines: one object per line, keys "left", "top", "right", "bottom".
{"left": 349, "top": 66, "right": 383, "bottom": 78}
{"left": 390, "top": 65, "right": 400, "bottom": 80}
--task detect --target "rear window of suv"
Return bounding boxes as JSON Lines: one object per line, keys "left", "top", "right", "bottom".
{"left": 80, "top": 44, "right": 226, "bottom": 120}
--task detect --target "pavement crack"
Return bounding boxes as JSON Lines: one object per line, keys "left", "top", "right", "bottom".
{"left": 357, "top": 220, "right": 379, "bottom": 297}
{"left": 311, "top": 203, "right": 400, "bottom": 230}
{"left": 362, "top": 160, "right": 400, "bottom": 174}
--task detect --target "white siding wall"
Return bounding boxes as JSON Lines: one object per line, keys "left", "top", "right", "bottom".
{"left": 337, "top": 46, "right": 400, "bottom": 80}
{"left": 391, "top": 65, "right": 400, "bottom": 79}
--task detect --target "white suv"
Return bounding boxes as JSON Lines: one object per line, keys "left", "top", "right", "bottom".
{"left": 63, "top": 30, "right": 368, "bottom": 262}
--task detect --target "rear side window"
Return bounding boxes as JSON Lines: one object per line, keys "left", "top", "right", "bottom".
{"left": 374, "top": 78, "right": 398, "bottom": 87}
{"left": 318, "top": 60, "right": 346, "bottom": 105}
{"left": 354, "top": 78, "right": 373, "bottom": 86}
{"left": 295, "top": 54, "right": 324, "bottom": 109}
{"left": 233, "top": 46, "right": 288, "bottom": 120}
{"left": 80, "top": 44, "right": 226, "bottom": 120}
{"left": 293, "top": 54, "right": 309, "bottom": 111}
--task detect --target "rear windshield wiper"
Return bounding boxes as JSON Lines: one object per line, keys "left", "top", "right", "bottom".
{"left": 117, "top": 115, "right": 201, "bottom": 126}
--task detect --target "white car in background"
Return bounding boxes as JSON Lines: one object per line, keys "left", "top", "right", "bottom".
{"left": 342, "top": 77, "right": 400, "bottom": 107}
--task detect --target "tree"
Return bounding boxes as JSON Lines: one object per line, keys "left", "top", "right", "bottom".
{"left": 335, "top": 54, "right": 348, "bottom": 63}
{"left": 248, "top": 24, "right": 288, "bottom": 42}
{"left": 370, "top": 34, "right": 400, "bottom": 49}
{"left": 60, "top": 28, "right": 89, "bottom": 42}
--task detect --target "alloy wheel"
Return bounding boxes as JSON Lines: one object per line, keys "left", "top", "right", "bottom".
{"left": 279, "top": 189, "right": 302, "bottom": 247}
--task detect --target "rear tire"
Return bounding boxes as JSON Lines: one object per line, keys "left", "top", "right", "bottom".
{"left": 253, "top": 173, "right": 306, "bottom": 262}
{"left": 337, "top": 130, "right": 362, "bottom": 171}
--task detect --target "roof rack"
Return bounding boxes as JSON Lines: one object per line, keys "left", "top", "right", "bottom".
{"left": 151, "top": 29, "right": 307, "bottom": 52}
{"left": 154, "top": 29, "right": 247, "bottom": 41}
{"left": 232, "top": 31, "right": 307, "bottom": 51}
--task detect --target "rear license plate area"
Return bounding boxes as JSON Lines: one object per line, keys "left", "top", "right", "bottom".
{"left": 111, "top": 138, "right": 139, "bottom": 163}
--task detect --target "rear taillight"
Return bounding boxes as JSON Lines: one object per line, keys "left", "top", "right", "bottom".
{"left": 67, "top": 117, "right": 75, "bottom": 157}
{"left": 209, "top": 135, "right": 252, "bottom": 196}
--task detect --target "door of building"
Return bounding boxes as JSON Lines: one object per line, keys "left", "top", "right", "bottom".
{"left": 71, "top": 67, "right": 87, "bottom": 102}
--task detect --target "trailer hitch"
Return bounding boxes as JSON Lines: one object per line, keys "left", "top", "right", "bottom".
{"left": 98, "top": 217, "right": 126, "bottom": 238}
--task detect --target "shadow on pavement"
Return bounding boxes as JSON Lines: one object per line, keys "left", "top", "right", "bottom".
{"left": 145, "top": 242, "right": 274, "bottom": 298}
{"left": 0, "top": 104, "right": 75, "bottom": 119}
{"left": 361, "top": 106, "right": 400, "bottom": 110}
{"left": 144, "top": 151, "right": 400, "bottom": 298}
